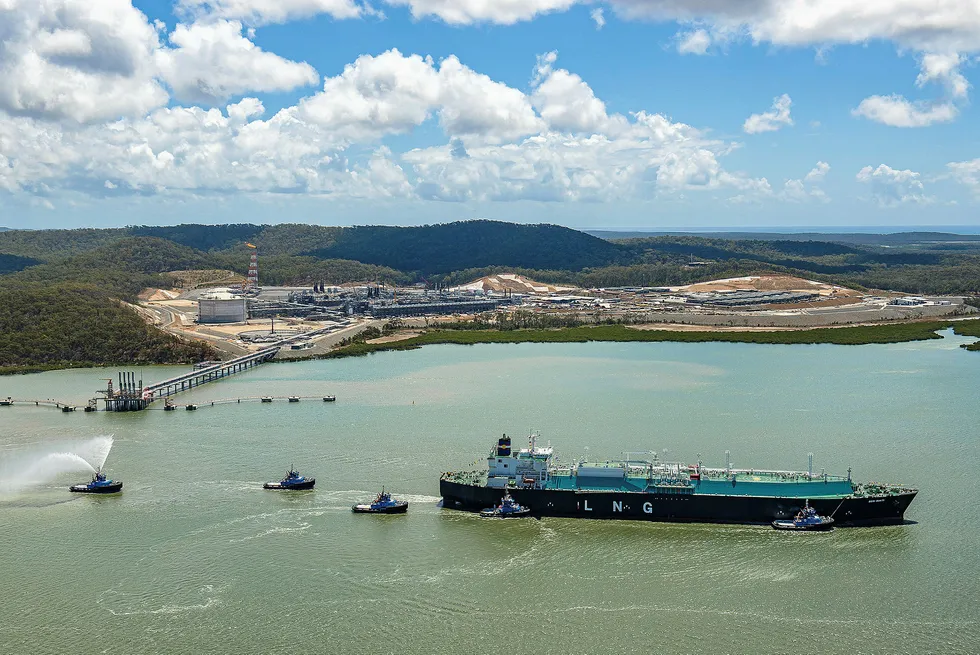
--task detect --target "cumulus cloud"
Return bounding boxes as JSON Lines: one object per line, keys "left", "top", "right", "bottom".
{"left": 852, "top": 96, "right": 958, "bottom": 127}
{"left": 296, "top": 49, "right": 544, "bottom": 144}
{"left": 383, "top": 0, "right": 577, "bottom": 25}
{"left": 743, "top": 94, "right": 793, "bottom": 134}
{"left": 170, "top": 0, "right": 980, "bottom": 58}
{"left": 804, "top": 161, "right": 830, "bottom": 182}
{"left": 0, "top": 43, "right": 766, "bottom": 206}
{"left": 856, "top": 164, "right": 931, "bottom": 206}
{"left": 609, "top": 0, "right": 980, "bottom": 53}
{"left": 176, "top": 0, "right": 372, "bottom": 25}
{"left": 780, "top": 162, "right": 830, "bottom": 202}
{"left": 591, "top": 8, "right": 606, "bottom": 29}
{"left": 917, "top": 53, "right": 970, "bottom": 99}
{"left": 0, "top": 0, "right": 168, "bottom": 123}
{"left": 946, "top": 158, "right": 980, "bottom": 194}
{"left": 531, "top": 52, "right": 613, "bottom": 134}
{"left": 158, "top": 20, "right": 319, "bottom": 103}
{"left": 854, "top": 52, "right": 970, "bottom": 127}
{"left": 676, "top": 29, "right": 711, "bottom": 55}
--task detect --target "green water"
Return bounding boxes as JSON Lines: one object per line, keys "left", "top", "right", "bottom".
{"left": 2, "top": 333, "right": 979, "bottom": 654}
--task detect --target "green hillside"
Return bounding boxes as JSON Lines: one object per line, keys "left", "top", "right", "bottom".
{"left": 0, "top": 283, "right": 213, "bottom": 373}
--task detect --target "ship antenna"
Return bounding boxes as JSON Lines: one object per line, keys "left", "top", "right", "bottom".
{"left": 725, "top": 450, "right": 731, "bottom": 475}
{"left": 808, "top": 452, "right": 814, "bottom": 478}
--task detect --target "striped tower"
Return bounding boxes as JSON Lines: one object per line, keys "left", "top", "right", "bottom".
{"left": 246, "top": 245, "right": 258, "bottom": 289}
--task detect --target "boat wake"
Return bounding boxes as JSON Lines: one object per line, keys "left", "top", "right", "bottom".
{"left": 0, "top": 436, "right": 114, "bottom": 495}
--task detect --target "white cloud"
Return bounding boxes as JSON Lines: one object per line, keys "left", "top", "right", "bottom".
{"left": 0, "top": 0, "right": 168, "bottom": 123}
{"left": 591, "top": 8, "right": 606, "bottom": 29}
{"left": 383, "top": 0, "right": 577, "bottom": 25}
{"left": 854, "top": 52, "right": 970, "bottom": 127}
{"left": 946, "top": 158, "right": 980, "bottom": 194}
{"left": 676, "top": 29, "right": 711, "bottom": 55}
{"left": 781, "top": 161, "right": 830, "bottom": 202}
{"left": 743, "top": 94, "right": 793, "bottom": 134}
{"left": 171, "top": 0, "right": 980, "bottom": 58}
{"left": 176, "top": 0, "right": 372, "bottom": 25}
{"left": 856, "top": 164, "right": 931, "bottom": 206}
{"left": 916, "top": 53, "right": 970, "bottom": 98}
{"left": 608, "top": 1, "right": 980, "bottom": 53}
{"left": 157, "top": 20, "right": 319, "bottom": 104}
{"left": 804, "top": 161, "right": 830, "bottom": 182}
{"left": 403, "top": 111, "right": 769, "bottom": 203}
{"left": 531, "top": 52, "right": 612, "bottom": 134}
{"left": 297, "top": 49, "right": 543, "bottom": 144}
{"left": 436, "top": 56, "right": 545, "bottom": 141}
{"left": 852, "top": 95, "right": 958, "bottom": 127}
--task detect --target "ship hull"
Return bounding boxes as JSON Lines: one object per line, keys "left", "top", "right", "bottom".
{"left": 440, "top": 480, "right": 915, "bottom": 526}
{"left": 69, "top": 481, "right": 123, "bottom": 494}
{"left": 264, "top": 479, "right": 315, "bottom": 490}
{"left": 351, "top": 502, "right": 408, "bottom": 514}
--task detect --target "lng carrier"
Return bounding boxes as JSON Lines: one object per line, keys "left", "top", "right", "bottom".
{"left": 440, "top": 434, "right": 917, "bottom": 525}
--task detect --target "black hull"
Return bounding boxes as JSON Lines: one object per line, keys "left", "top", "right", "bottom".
{"left": 264, "top": 479, "right": 316, "bottom": 490}
{"left": 351, "top": 502, "right": 409, "bottom": 514}
{"left": 772, "top": 518, "right": 834, "bottom": 531}
{"left": 70, "top": 482, "right": 123, "bottom": 494}
{"left": 479, "top": 509, "right": 531, "bottom": 518}
{"left": 440, "top": 480, "right": 915, "bottom": 526}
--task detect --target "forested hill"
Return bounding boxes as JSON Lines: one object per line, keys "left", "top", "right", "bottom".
{"left": 2, "top": 220, "right": 980, "bottom": 294}
{"left": 0, "top": 221, "right": 628, "bottom": 275}
{"left": 303, "top": 221, "right": 626, "bottom": 274}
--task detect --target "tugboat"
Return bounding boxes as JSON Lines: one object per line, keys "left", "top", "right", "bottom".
{"left": 263, "top": 466, "right": 315, "bottom": 490}
{"left": 352, "top": 488, "right": 408, "bottom": 514}
{"left": 69, "top": 469, "right": 123, "bottom": 494}
{"left": 772, "top": 501, "right": 835, "bottom": 531}
{"left": 480, "top": 492, "right": 531, "bottom": 518}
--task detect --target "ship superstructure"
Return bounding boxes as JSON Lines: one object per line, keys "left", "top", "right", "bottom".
{"left": 441, "top": 433, "right": 917, "bottom": 525}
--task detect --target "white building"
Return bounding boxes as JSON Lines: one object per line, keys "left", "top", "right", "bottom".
{"left": 198, "top": 291, "right": 247, "bottom": 323}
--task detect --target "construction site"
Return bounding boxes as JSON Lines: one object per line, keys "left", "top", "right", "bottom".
{"left": 135, "top": 246, "right": 978, "bottom": 362}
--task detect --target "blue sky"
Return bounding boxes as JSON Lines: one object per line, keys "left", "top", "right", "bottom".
{"left": 0, "top": 0, "right": 978, "bottom": 230}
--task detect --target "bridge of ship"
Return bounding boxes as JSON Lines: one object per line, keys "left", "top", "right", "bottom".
{"left": 144, "top": 346, "right": 280, "bottom": 400}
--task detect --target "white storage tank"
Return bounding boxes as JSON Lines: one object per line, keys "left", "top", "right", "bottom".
{"left": 198, "top": 292, "right": 247, "bottom": 324}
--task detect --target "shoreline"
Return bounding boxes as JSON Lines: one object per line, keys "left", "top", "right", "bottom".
{"left": 5, "top": 319, "right": 979, "bottom": 376}
{"left": 320, "top": 319, "right": 980, "bottom": 359}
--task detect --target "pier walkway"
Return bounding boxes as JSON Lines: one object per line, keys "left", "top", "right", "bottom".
{"left": 144, "top": 346, "right": 280, "bottom": 401}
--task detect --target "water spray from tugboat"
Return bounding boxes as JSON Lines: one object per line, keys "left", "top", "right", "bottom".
{"left": 0, "top": 436, "right": 114, "bottom": 495}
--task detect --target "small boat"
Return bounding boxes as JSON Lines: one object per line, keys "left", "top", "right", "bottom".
{"left": 185, "top": 404, "right": 197, "bottom": 411}
{"left": 1, "top": 397, "right": 13, "bottom": 406}
{"left": 164, "top": 399, "right": 176, "bottom": 411}
{"left": 264, "top": 467, "right": 315, "bottom": 490}
{"left": 772, "top": 502, "right": 835, "bottom": 531}
{"left": 61, "top": 405, "right": 76, "bottom": 413}
{"left": 480, "top": 492, "right": 531, "bottom": 518}
{"left": 288, "top": 396, "right": 300, "bottom": 403}
{"left": 261, "top": 396, "right": 273, "bottom": 403}
{"left": 323, "top": 395, "right": 336, "bottom": 402}
{"left": 83, "top": 405, "right": 97, "bottom": 413}
{"left": 70, "top": 469, "right": 122, "bottom": 494}
{"left": 352, "top": 488, "right": 408, "bottom": 514}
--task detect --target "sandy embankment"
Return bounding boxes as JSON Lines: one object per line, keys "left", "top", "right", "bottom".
{"left": 366, "top": 331, "right": 424, "bottom": 344}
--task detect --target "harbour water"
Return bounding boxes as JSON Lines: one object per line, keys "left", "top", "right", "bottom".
{"left": 2, "top": 333, "right": 979, "bottom": 653}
